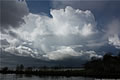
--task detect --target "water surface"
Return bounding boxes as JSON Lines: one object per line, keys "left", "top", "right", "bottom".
{"left": 0, "top": 74, "right": 119, "bottom": 80}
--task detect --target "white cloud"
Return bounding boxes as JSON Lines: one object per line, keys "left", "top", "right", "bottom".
{"left": 81, "top": 23, "right": 95, "bottom": 36}
{"left": 1, "top": 6, "right": 99, "bottom": 60}
{"left": 50, "top": 6, "right": 96, "bottom": 36}
{"left": 4, "top": 45, "right": 39, "bottom": 58}
{"left": 106, "top": 19, "right": 120, "bottom": 49}
{"left": 108, "top": 34, "right": 120, "bottom": 49}
{"left": 17, "top": 6, "right": 96, "bottom": 40}
{"left": 43, "top": 46, "right": 101, "bottom": 60}
{"left": 43, "top": 46, "right": 79, "bottom": 60}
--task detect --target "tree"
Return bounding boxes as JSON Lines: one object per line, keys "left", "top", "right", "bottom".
{"left": 16, "top": 64, "right": 24, "bottom": 71}
{"left": 1, "top": 67, "right": 8, "bottom": 72}
{"left": 118, "top": 52, "right": 120, "bottom": 57}
{"left": 19, "top": 64, "right": 24, "bottom": 71}
{"left": 103, "top": 52, "right": 112, "bottom": 61}
{"left": 25, "top": 67, "right": 33, "bottom": 72}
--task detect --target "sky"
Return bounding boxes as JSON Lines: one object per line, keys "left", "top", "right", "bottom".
{"left": 0, "top": 0, "right": 120, "bottom": 67}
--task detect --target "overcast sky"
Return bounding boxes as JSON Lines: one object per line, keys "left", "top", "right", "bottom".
{"left": 0, "top": 0, "right": 120, "bottom": 67}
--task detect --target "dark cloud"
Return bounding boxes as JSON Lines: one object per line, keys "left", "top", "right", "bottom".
{"left": 0, "top": 0, "right": 29, "bottom": 31}
{"left": 0, "top": 50, "right": 89, "bottom": 68}
{"left": 0, "top": 51, "right": 53, "bottom": 68}
{"left": 8, "top": 30, "right": 19, "bottom": 38}
{"left": 1, "top": 0, "right": 120, "bottom": 67}
{"left": 0, "top": 39, "right": 10, "bottom": 46}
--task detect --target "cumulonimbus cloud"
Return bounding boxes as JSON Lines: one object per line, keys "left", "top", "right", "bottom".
{"left": 1, "top": 6, "right": 101, "bottom": 60}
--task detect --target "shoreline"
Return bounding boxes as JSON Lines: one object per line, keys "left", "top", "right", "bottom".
{"left": 0, "top": 70, "right": 120, "bottom": 79}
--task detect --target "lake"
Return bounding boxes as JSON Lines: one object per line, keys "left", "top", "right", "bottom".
{"left": 0, "top": 74, "right": 119, "bottom": 80}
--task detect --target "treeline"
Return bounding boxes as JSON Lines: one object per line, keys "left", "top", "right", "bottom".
{"left": 0, "top": 64, "right": 85, "bottom": 77}
{"left": 0, "top": 64, "right": 82, "bottom": 72}
{"left": 84, "top": 52, "right": 120, "bottom": 77}
{"left": 0, "top": 52, "right": 120, "bottom": 78}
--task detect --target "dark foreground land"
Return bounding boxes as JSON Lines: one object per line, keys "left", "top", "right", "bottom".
{"left": 1, "top": 52, "right": 120, "bottom": 78}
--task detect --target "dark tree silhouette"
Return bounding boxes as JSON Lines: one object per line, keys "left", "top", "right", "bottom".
{"left": 25, "top": 67, "right": 33, "bottom": 72}
{"left": 20, "top": 64, "right": 24, "bottom": 71}
{"left": 16, "top": 64, "right": 24, "bottom": 71}
{"left": 1, "top": 67, "right": 8, "bottom": 72}
{"left": 84, "top": 52, "right": 120, "bottom": 76}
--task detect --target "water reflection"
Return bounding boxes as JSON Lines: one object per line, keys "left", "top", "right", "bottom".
{"left": 0, "top": 74, "right": 119, "bottom": 80}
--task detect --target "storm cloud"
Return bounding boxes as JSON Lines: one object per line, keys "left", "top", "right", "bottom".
{"left": 1, "top": 0, "right": 119, "bottom": 64}
{"left": 1, "top": 6, "right": 101, "bottom": 60}
{"left": 0, "top": 0, "right": 29, "bottom": 31}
